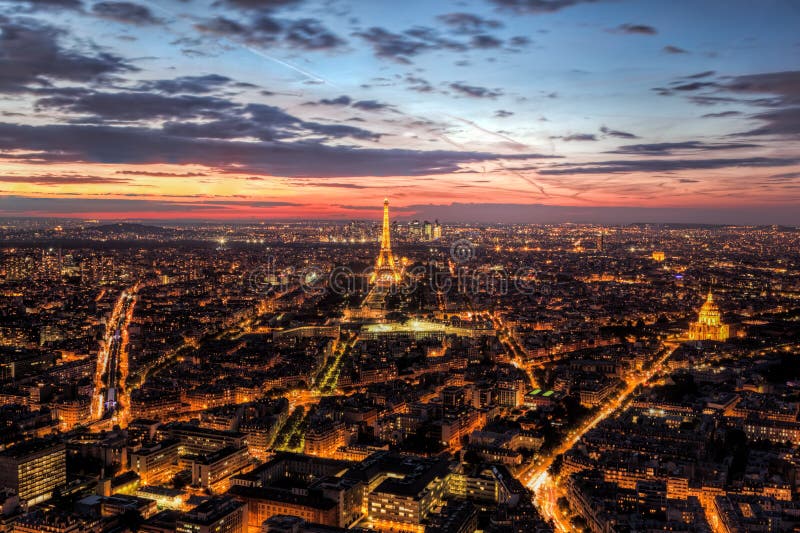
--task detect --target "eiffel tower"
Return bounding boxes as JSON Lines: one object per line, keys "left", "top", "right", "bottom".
{"left": 371, "top": 198, "right": 401, "bottom": 285}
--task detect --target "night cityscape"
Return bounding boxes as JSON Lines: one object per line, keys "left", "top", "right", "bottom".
{"left": 1, "top": 1, "right": 799, "bottom": 533}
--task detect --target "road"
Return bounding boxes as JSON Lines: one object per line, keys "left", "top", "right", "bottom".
{"left": 524, "top": 343, "right": 678, "bottom": 531}
{"left": 316, "top": 332, "right": 357, "bottom": 393}
{"left": 91, "top": 286, "right": 137, "bottom": 423}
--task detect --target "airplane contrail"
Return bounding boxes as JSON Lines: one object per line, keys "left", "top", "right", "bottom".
{"left": 445, "top": 114, "right": 528, "bottom": 149}
{"left": 241, "top": 44, "right": 335, "bottom": 86}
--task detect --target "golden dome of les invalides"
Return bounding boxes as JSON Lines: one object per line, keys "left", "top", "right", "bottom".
{"left": 688, "top": 290, "right": 730, "bottom": 342}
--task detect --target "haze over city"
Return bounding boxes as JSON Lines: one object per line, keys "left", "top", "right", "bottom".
{"left": 0, "top": 0, "right": 798, "bottom": 223}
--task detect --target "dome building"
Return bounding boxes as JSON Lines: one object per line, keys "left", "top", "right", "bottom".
{"left": 688, "top": 290, "right": 730, "bottom": 342}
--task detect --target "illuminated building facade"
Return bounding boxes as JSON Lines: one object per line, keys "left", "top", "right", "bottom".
{"left": 366, "top": 456, "right": 450, "bottom": 533}
{"left": 0, "top": 439, "right": 66, "bottom": 506}
{"left": 177, "top": 496, "right": 247, "bottom": 533}
{"left": 229, "top": 486, "right": 338, "bottom": 533}
{"left": 129, "top": 439, "right": 180, "bottom": 485}
{"left": 55, "top": 399, "right": 91, "bottom": 431}
{"left": 12, "top": 512, "right": 89, "bottom": 533}
{"left": 304, "top": 420, "right": 347, "bottom": 458}
{"left": 162, "top": 424, "right": 248, "bottom": 455}
{"left": 688, "top": 290, "right": 730, "bottom": 342}
{"left": 187, "top": 446, "right": 251, "bottom": 493}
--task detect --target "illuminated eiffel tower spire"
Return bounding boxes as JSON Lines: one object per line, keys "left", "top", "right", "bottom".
{"left": 372, "top": 198, "right": 400, "bottom": 284}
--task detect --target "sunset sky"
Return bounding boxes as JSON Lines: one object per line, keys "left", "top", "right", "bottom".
{"left": 0, "top": 0, "right": 798, "bottom": 223}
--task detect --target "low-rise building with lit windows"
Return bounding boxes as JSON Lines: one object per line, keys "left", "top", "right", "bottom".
{"left": 129, "top": 440, "right": 180, "bottom": 485}
{"left": 177, "top": 496, "right": 247, "bottom": 533}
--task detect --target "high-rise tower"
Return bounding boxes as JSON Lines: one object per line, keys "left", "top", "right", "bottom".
{"left": 372, "top": 198, "right": 401, "bottom": 285}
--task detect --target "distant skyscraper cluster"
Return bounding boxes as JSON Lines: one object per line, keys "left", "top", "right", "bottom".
{"left": 405, "top": 219, "right": 442, "bottom": 242}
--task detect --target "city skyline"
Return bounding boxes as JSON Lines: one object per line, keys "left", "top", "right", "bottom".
{"left": 0, "top": 0, "right": 798, "bottom": 223}
{"left": 2, "top": 217, "right": 799, "bottom": 533}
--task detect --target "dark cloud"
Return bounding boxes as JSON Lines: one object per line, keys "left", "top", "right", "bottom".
{"left": 216, "top": 0, "right": 303, "bottom": 10}
{"left": 663, "top": 45, "right": 687, "bottom": 54}
{"left": 495, "top": 109, "right": 514, "bottom": 118}
{"left": 174, "top": 103, "right": 380, "bottom": 141}
{"left": 405, "top": 75, "right": 434, "bottom": 93}
{"left": 355, "top": 24, "right": 508, "bottom": 63}
{"left": 721, "top": 70, "right": 800, "bottom": 106}
{"left": 35, "top": 89, "right": 237, "bottom": 122}
{"left": 659, "top": 71, "right": 799, "bottom": 106}
{"left": 334, "top": 204, "right": 387, "bottom": 211}
{"left": 608, "top": 141, "right": 760, "bottom": 155}
{"left": 31, "top": 85, "right": 380, "bottom": 141}
{"left": 116, "top": 171, "right": 208, "bottom": 177}
{"left": 196, "top": 14, "right": 344, "bottom": 51}
{"left": 137, "top": 75, "right": 241, "bottom": 94}
{"left": 766, "top": 172, "right": 800, "bottom": 181}
{"left": 0, "top": 174, "right": 129, "bottom": 185}
{"left": 354, "top": 27, "right": 432, "bottom": 62}
{"left": 0, "top": 196, "right": 203, "bottom": 214}
{"left": 509, "top": 36, "right": 531, "bottom": 47}
{"left": 305, "top": 96, "right": 391, "bottom": 112}
{"left": 91, "top": 2, "right": 161, "bottom": 25}
{"left": 599, "top": 126, "right": 638, "bottom": 139}
{"left": 0, "top": 195, "right": 300, "bottom": 215}
{"left": 613, "top": 24, "right": 657, "bottom": 35}
{"left": 685, "top": 71, "right": 716, "bottom": 79}
{"left": 701, "top": 110, "right": 741, "bottom": 118}
{"left": 0, "top": 18, "right": 134, "bottom": 93}
{"left": 470, "top": 34, "right": 503, "bottom": 48}
{"left": 284, "top": 18, "right": 345, "bottom": 51}
{"left": 3, "top": 0, "right": 82, "bottom": 11}
{"left": 449, "top": 82, "right": 503, "bottom": 98}
{"left": 404, "top": 26, "right": 466, "bottom": 52}
{"left": 687, "top": 95, "right": 743, "bottom": 106}
{"left": 317, "top": 95, "right": 352, "bottom": 106}
{"left": 671, "top": 81, "right": 717, "bottom": 91}
{"left": 304, "top": 122, "right": 380, "bottom": 141}
{"left": 352, "top": 99, "right": 391, "bottom": 111}
{"left": 290, "top": 181, "right": 372, "bottom": 189}
{"left": 658, "top": 70, "right": 800, "bottom": 137}
{"left": 487, "top": 0, "right": 601, "bottom": 14}
{"left": 195, "top": 16, "right": 252, "bottom": 37}
{"left": 436, "top": 13, "right": 503, "bottom": 35}
{"left": 161, "top": 118, "right": 280, "bottom": 141}
{"left": 734, "top": 107, "right": 800, "bottom": 137}
{"left": 202, "top": 200, "right": 301, "bottom": 207}
{"left": 250, "top": 15, "right": 283, "bottom": 34}
{"left": 539, "top": 156, "right": 795, "bottom": 175}
{"left": 560, "top": 133, "right": 597, "bottom": 141}
{"left": 0, "top": 121, "right": 548, "bottom": 177}
{"left": 652, "top": 80, "right": 721, "bottom": 97}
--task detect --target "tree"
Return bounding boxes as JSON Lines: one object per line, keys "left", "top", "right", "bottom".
{"left": 549, "top": 453, "right": 564, "bottom": 476}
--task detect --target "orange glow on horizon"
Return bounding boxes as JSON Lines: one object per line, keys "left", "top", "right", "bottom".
{"left": 3, "top": 158, "right": 799, "bottom": 219}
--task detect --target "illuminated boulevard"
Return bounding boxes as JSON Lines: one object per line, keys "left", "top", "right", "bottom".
{"left": 524, "top": 343, "right": 679, "bottom": 532}
{"left": 91, "top": 285, "right": 137, "bottom": 424}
